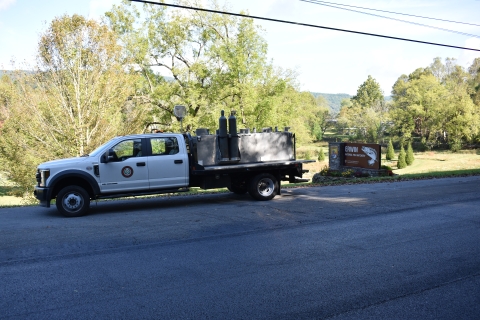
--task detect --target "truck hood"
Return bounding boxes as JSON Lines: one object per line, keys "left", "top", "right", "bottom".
{"left": 39, "top": 156, "right": 90, "bottom": 169}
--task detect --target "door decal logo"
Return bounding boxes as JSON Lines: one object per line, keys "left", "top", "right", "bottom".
{"left": 121, "top": 166, "right": 134, "bottom": 178}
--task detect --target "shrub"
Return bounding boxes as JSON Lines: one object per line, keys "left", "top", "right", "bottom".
{"left": 386, "top": 139, "right": 395, "bottom": 161}
{"left": 304, "top": 150, "right": 312, "bottom": 160}
{"left": 342, "top": 169, "right": 354, "bottom": 177}
{"left": 319, "top": 165, "right": 343, "bottom": 177}
{"left": 318, "top": 147, "right": 325, "bottom": 161}
{"left": 319, "top": 165, "right": 330, "bottom": 176}
{"left": 312, "top": 173, "right": 323, "bottom": 183}
{"left": 449, "top": 137, "right": 462, "bottom": 152}
{"left": 329, "top": 170, "right": 342, "bottom": 177}
{"left": 406, "top": 142, "right": 414, "bottom": 165}
{"left": 397, "top": 145, "right": 407, "bottom": 169}
{"left": 381, "top": 165, "right": 394, "bottom": 176}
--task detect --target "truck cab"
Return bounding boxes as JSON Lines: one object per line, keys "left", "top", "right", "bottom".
{"left": 35, "top": 133, "right": 189, "bottom": 217}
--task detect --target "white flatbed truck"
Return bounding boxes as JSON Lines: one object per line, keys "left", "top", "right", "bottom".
{"left": 34, "top": 111, "right": 312, "bottom": 217}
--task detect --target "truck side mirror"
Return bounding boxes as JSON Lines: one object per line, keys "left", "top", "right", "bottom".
{"left": 101, "top": 151, "right": 109, "bottom": 163}
{"left": 108, "top": 149, "right": 117, "bottom": 162}
{"left": 101, "top": 149, "right": 116, "bottom": 163}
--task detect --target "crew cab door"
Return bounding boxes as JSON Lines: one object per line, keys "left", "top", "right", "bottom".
{"left": 147, "top": 136, "right": 188, "bottom": 189}
{"left": 98, "top": 138, "right": 149, "bottom": 193}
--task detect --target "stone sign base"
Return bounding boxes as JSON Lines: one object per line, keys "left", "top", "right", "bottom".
{"left": 343, "top": 167, "right": 389, "bottom": 177}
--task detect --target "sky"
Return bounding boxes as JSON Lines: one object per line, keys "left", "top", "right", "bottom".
{"left": 1, "top": 0, "right": 479, "bottom": 95}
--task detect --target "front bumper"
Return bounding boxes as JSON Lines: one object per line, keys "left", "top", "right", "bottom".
{"left": 34, "top": 186, "right": 51, "bottom": 208}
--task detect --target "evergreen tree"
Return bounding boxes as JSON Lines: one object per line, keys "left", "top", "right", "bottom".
{"left": 406, "top": 142, "right": 414, "bottom": 165}
{"left": 386, "top": 139, "right": 395, "bottom": 161}
{"left": 318, "top": 147, "right": 325, "bottom": 161}
{"left": 397, "top": 145, "right": 407, "bottom": 169}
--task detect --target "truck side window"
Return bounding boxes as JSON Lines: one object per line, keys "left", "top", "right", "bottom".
{"left": 151, "top": 137, "right": 179, "bottom": 155}
{"left": 112, "top": 139, "right": 142, "bottom": 160}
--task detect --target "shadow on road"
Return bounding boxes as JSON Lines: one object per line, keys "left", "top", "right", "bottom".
{"left": 84, "top": 192, "right": 251, "bottom": 217}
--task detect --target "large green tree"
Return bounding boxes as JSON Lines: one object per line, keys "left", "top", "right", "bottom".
{"left": 391, "top": 58, "right": 479, "bottom": 150}
{"left": 341, "top": 75, "right": 388, "bottom": 142}
{"left": 391, "top": 68, "right": 447, "bottom": 146}
{"left": 351, "top": 75, "right": 384, "bottom": 109}
{"left": 442, "top": 63, "right": 479, "bottom": 150}
{"left": 0, "top": 15, "right": 145, "bottom": 197}
{"left": 468, "top": 57, "right": 480, "bottom": 107}
{"left": 105, "top": 0, "right": 318, "bottom": 142}
{"left": 0, "top": 74, "right": 15, "bottom": 123}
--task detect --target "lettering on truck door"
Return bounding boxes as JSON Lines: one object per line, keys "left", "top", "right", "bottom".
{"left": 147, "top": 136, "right": 188, "bottom": 189}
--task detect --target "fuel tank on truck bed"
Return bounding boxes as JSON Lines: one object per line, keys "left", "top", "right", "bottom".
{"left": 191, "top": 111, "right": 295, "bottom": 167}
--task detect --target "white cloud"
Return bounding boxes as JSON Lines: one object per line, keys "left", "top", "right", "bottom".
{"left": 0, "top": 0, "right": 15, "bottom": 11}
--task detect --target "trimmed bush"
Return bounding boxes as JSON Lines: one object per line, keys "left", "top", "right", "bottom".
{"left": 386, "top": 139, "right": 395, "bottom": 161}
{"left": 397, "top": 145, "right": 407, "bottom": 169}
{"left": 318, "top": 147, "right": 326, "bottom": 161}
{"left": 406, "top": 142, "right": 414, "bottom": 165}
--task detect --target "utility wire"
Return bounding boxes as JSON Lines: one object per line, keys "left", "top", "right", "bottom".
{"left": 301, "top": 0, "right": 480, "bottom": 39}
{"left": 128, "top": 0, "right": 480, "bottom": 52}
{"left": 299, "top": 0, "right": 480, "bottom": 27}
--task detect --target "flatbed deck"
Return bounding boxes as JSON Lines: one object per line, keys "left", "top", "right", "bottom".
{"left": 192, "top": 159, "right": 315, "bottom": 173}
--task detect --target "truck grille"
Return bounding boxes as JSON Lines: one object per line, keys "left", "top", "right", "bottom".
{"left": 36, "top": 170, "right": 41, "bottom": 185}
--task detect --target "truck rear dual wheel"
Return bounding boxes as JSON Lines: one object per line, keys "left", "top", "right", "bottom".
{"left": 248, "top": 173, "right": 278, "bottom": 201}
{"left": 56, "top": 186, "right": 90, "bottom": 217}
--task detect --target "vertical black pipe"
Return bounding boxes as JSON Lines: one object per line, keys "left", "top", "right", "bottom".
{"left": 229, "top": 110, "right": 239, "bottom": 160}
{"left": 219, "top": 110, "right": 229, "bottom": 160}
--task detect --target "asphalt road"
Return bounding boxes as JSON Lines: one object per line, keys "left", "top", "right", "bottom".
{"left": 1, "top": 176, "right": 479, "bottom": 319}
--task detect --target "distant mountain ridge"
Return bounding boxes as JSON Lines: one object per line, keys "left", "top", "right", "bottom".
{"left": 311, "top": 92, "right": 352, "bottom": 114}
{"left": 311, "top": 92, "right": 392, "bottom": 114}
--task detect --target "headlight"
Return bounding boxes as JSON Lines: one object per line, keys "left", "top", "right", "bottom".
{"left": 39, "top": 169, "right": 50, "bottom": 187}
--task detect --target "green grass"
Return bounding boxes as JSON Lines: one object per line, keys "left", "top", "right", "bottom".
{"left": 399, "top": 168, "right": 480, "bottom": 179}
{"left": 290, "top": 168, "right": 480, "bottom": 188}
{"left": 382, "top": 150, "right": 480, "bottom": 174}
{"left": 0, "top": 186, "right": 25, "bottom": 206}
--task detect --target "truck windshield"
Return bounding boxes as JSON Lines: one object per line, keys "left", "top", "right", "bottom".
{"left": 89, "top": 137, "right": 123, "bottom": 157}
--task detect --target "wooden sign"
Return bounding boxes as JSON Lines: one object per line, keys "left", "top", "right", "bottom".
{"left": 343, "top": 143, "right": 381, "bottom": 170}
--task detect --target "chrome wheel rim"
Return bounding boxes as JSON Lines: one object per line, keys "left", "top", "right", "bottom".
{"left": 257, "top": 178, "right": 274, "bottom": 197}
{"left": 62, "top": 193, "right": 83, "bottom": 212}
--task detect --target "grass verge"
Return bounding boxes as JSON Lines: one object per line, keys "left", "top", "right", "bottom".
{"left": 287, "top": 168, "right": 480, "bottom": 188}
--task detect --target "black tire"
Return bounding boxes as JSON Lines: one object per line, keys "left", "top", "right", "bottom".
{"left": 227, "top": 183, "right": 248, "bottom": 194}
{"left": 248, "top": 173, "right": 278, "bottom": 201}
{"left": 56, "top": 185, "right": 90, "bottom": 217}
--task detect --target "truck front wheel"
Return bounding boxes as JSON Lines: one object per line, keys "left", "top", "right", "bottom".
{"left": 56, "top": 186, "right": 90, "bottom": 217}
{"left": 248, "top": 173, "right": 278, "bottom": 201}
